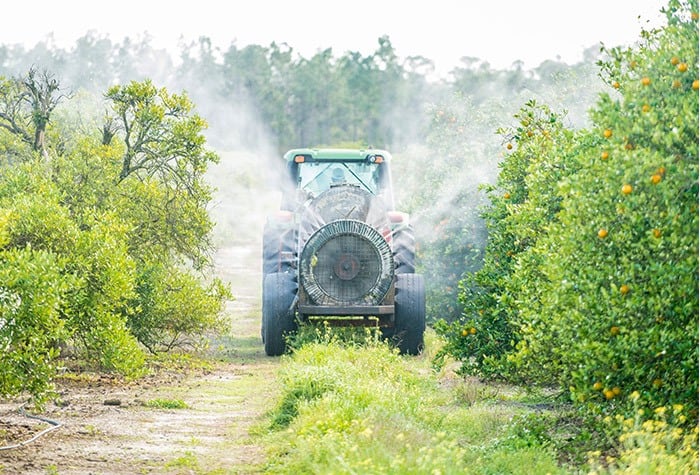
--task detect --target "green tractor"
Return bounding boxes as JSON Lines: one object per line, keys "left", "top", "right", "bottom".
{"left": 261, "top": 148, "right": 425, "bottom": 356}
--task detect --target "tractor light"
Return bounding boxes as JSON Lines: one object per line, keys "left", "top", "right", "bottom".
{"left": 294, "top": 155, "right": 306, "bottom": 163}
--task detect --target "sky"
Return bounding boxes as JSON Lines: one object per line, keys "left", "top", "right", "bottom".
{"left": 1, "top": 0, "right": 669, "bottom": 78}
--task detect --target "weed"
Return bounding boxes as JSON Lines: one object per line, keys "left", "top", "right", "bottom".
{"left": 145, "top": 398, "right": 188, "bottom": 409}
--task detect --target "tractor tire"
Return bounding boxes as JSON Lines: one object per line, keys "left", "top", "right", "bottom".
{"left": 262, "top": 272, "right": 298, "bottom": 356}
{"left": 393, "top": 225, "right": 416, "bottom": 274}
{"left": 391, "top": 273, "right": 426, "bottom": 355}
{"left": 262, "top": 219, "right": 297, "bottom": 286}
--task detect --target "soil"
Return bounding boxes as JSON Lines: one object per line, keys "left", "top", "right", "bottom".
{"left": 0, "top": 241, "right": 279, "bottom": 475}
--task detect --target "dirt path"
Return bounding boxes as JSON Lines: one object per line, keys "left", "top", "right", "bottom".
{"left": 0, "top": 242, "right": 278, "bottom": 475}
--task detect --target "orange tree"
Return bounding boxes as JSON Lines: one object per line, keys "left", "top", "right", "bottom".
{"left": 512, "top": 0, "right": 698, "bottom": 420}
{"left": 433, "top": 100, "right": 581, "bottom": 377}
{"left": 435, "top": 0, "right": 698, "bottom": 423}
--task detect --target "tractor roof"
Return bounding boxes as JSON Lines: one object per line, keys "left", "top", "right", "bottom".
{"left": 283, "top": 148, "right": 392, "bottom": 163}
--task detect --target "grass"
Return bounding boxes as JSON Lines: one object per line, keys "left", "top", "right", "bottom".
{"left": 254, "top": 327, "right": 698, "bottom": 474}
{"left": 144, "top": 398, "right": 189, "bottom": 409}
{"left": 257, "top": 329, "right": 566, "bottom": 474}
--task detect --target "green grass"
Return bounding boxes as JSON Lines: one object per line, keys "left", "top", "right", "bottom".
{"left": 257, "top": 331, "right": 566, "bottom": 474}
{"left": 144, "top": 398, "right": 189, "bottom": 409}
{"left": 254, "top": 329, "right": 698, "bottom": 474}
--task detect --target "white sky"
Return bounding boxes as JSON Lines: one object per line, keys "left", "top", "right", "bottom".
{"left": 1, "top": 0, "right": 668, "bottom": 77}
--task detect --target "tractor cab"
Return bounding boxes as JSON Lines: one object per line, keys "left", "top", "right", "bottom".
{"left": 284, "top": 148, "right": 395, "bottom": 209}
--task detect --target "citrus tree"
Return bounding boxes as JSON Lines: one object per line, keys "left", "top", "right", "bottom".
{"left": 0, "top": 77, "right": 230, "bottom": 403}
{"left": 512, "top": 0, "right": 698, "bottom": 419}
{"left": 437, "top": 0, "right": 698, "bottom": 423}
{"left": 433, "top": 100, "right": 580, "bottom": 377}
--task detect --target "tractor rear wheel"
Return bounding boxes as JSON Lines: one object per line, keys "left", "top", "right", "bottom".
{"left": 262, "top": 272, "right": 298, "bottom": 356}
{"left": 391, "top": 273, "right": 426, "bottom": 355}
{"left": 393, "top": 225, "right": 416, "bottom": 274}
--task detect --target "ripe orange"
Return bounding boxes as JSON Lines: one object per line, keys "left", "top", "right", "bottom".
{"left": 692, "top": 11, "right": 699, "bottom": 20}
{"left": 672, "top": 79, "right": 682, "bottom": 88}
{"left": 671, "top": 56, "right": 680, "bottom": 65}
{"left": 506, "top": 143, "right": 513, "bottom": 150}
{"left": 678, "top": 63, "right": 688, "bottom": 72}
{"left": 469, "top": 327, "right": 477, "bottom": 335}
{"left": 652, "top": 228, "right": 662, "bottom": 239}
{"left": 657, "top": 166, "right": 666, "bottom": 175}
{"left": 621, "top": 184, "right": 633, "bottom": 195}
{"left": 641, "top": 77, "right": 651, "bottom": 86}
{"left": 651, "top": 174, "right": 662, "bottom": 184}
{"left": 612, "top": 387, "right": 621, "bottom": 396}
{"left": 610, "top": 326, "right": 620, "bottom": 336}
{"left": 612, "top": 81, "right": 620, "bottom": 89}
{"left": 693, "top": 80, "right": 699, "bottom": 91}
{"left": 593, "top": 382, "right": 603, "bottom": 391}
{"left": 601, "top": 151, "right": 609, "bottom": 160}
{"left": 503, "top": 192, "right": 511, "bottom": 200}
{"left": 598, "top": 228, "right": 608, "bottom": 239}
{"left": 603, "top": 129, "right": 613, "bottom": 138}
{"left": 604, "top": 389, "right": 615, "bottom": 400}
{"left": 461, "top": 329, "right": 469, "bottom": 337}
{"left": 642, "top": 104, "right": 651, "bottom": 113}
{"left": 620, "top": 284, "right": 630, "bottom": 295}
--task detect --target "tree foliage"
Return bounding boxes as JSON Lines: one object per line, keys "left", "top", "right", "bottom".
{"left": 0, "top": 76, "right": 229, "bottom": 403}
{"left": 436, "top": 0, "right": 698, "bottom": 425}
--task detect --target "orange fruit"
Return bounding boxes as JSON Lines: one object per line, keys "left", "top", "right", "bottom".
{"left": 598, "top": 228, "right": 609, "bottom": 239}
{"left": 678, "top": 63, "right": 688, "bottom": 72}
{"left": 469, "top": 327, "right": 477, "bottom": 335}
{"left": 671, "top": 56, "right": 680, "bottom": 65}
{"left": 625, "top": 142, "right": 634, "bottom": 150}
{"left": 642, "top": 104, "right": 651, "bottom": 113}
{"left": 612, "top": 387, "right": 621, "bottom": 396}
{"left": 641, "top": 77, "right": 651, "bottom": 86}
{"left": 620, "top": 284, "right": 630, "bottom": 295}
{"left": 693, "top": 80, "right": 699, "bottom": 90}
{"left": 593, "top": 382, "right": 604, "bottom": 391}
{"left": 621, "top": 184, "right": 633, "bottom": 195}
{"left": 503, "top": 192, "right": 511, "bottom": 200}
{"left": 601, "top": 151, "right": 609, "bottom": 160}
{"left": 652, "top": 228, "right": 662, "bottom": 238}
{"left": 603, "top": 129, "right": 613, "bottom": 138}
{"left": 461, "top": 329, "right": 469, "bottom": 337}
{"left": 506, "top": 143, "right": 513, "bottom": 150}
{"left": 651, "top": 174, "right": 662, "bottom": 184}
{"left": 672, "top": 79, "right": 682, "bottom": 88}
{"left": 610, "top": 326, "right": 620, "bottom": 336}
{"left": 604, "top": 389, "right": 615, "bottom": 400}
{"left": 612, "top": 81, "right": 620, "bottom": 89}
{"left": 657, "top": 166, "right": 666, "bottom": 175}
{"left": 692, "top": 12, "right": 699, "bottom": 20}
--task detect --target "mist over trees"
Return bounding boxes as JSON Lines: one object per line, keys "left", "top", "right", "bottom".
{"left": 0, "top": 32, "right": 608, "bottom": 325}
{"left": 0, "top": 32, "right": 604, "bottom": 152}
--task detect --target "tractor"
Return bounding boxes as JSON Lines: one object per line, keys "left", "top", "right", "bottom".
{"left": 261, "top": 148, "right": 425, "bottom": 356}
